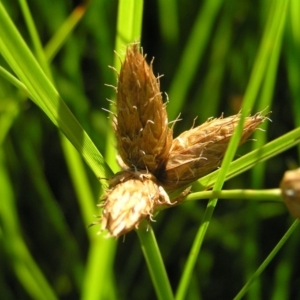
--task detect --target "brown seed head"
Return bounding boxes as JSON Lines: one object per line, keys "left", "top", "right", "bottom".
{"left": 115, "top": 43, "right": 172, "bottom": 172}
{"left": 159, "top": 112, "right": 267, "bottom": 190}
{"left": 100, "top": 170, "right": 171, "bottom": 237}
{"left": 280, "top": 168, "right": 300, "bottom": 218}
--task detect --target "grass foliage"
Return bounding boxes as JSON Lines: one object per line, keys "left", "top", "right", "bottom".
{"left": 1, "top": 0, "right": 300, "bottom": 299}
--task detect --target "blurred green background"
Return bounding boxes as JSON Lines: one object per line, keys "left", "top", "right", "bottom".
{"left": 1, "top": 0, "right": 300, "bottom": 299}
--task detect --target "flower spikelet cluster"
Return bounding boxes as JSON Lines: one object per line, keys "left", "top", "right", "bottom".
{"left": 98, "top": 43, "right": 268, "bottom": 237}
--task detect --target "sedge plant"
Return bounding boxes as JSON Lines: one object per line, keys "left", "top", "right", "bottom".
{"left": 1, "top": 0, "right": 300, "bottom": 299}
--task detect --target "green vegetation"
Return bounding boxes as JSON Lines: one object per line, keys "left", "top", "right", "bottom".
{"left": 1, "top": 0, "right": 299, "bottom": 299}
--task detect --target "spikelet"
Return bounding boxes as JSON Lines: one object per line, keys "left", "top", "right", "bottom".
{"left": 100, "top": 170, "right": 171, "bottom": 237}
{"left": 159, "top": 112, "right": 267, "bottom": 190}
{"left": 114, "top": 43, "right": 172, "bottom": 172}
{"left": 280, "top": 168, "right": 300, "bottom": 219}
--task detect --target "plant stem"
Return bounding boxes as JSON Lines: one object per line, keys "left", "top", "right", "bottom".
{"left": 233, "top": 219, "right": 300, "bottom": 300}
{"left": 137, "top": 226, "right": 174, "bottom": 300}
{"left": 185, "top": 188, "right": 282, "bottom": 202}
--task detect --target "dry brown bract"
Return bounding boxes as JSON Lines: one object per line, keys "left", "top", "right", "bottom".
{"left": 98, "top": 43, "right": 268, "bottom": 237}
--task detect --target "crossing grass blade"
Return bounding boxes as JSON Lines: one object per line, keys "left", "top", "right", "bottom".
{"left": 175, "top": 0, "right": 290, "bottom": 298}
{"left": 0, "top": 3, "right": 113, "bottom": 184}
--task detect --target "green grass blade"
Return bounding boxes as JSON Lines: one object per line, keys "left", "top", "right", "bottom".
{"left": 44, "top": 3, "right": 88, "bottom": 63}
{"left": 244, "top": 1, "right": 288, "bottom": 297}
{"left": 0, "top": 150, "right": 58, "bottom": 300}
{"left": 62, "top": 136, "right": 97, "bottom": 228}
{"left": 218, "top": 0, "right": 288, "bottom": 179}
{"left": 0, "top": 66, "right": 29, "bottom": 94}
{"left": 157, "top": 0, "right": 179, "bottom": 45}
{"left": 18, "top": 0, "right": 50, "bottom": 76}
{"left": 115, "top": 0, "right": 143, "bottom": 54}
{"left": 137, "top": 226, "right": 174, "bottom": 300}
{"left": 271, "top": 222, "right": 300, "bottom": 300}
{"left": 176, "top": 1, "right": 289, "bottom": 298}
{"left": 1, "top": 5, "right": 116, "bottom": 297}
{"left": 286, "top": 0, "right": 300, "bottom": 158}
{"left": 0, "top": 68, "right": 23, "bottom": 145}
{"left": 81, "top": 237, "right": 117, "bottom": 300}
{"left": 193, "top": 2, "right": 233, "bottom": 120}
{"left": 233, "top": 220, "right": 299, "bottom": 300}
{"left": 2, "top": 2, "right": 95, "bottom": 225}
{"left": 167, "top": 0, "right": 223, "bottom": 121}
{"left": 0, "top": 3, "right": 112, "bottom": 184}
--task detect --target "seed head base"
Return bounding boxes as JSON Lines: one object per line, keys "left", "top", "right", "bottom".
{"left": 100, "top": 170, "right": 172, "bottom": 237}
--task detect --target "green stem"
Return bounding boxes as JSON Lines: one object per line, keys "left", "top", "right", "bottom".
{"left": 176, "top": 1, "right": 289, "bottom": 298}
{"left": 18, "top": 0, "right": 50, "bottom": 76}
{"left": 0, "top": 66, "right": 30, "bottom": 95}
{"left": 44, "top": 3, "right": 88, "bottom": 62}
{"left": 185, "top": 189, "right": 282, "bottom": 202}
{"left": 233, "top": 219, "right": 300, "bottom": 300}
{"left": 137, "top": 226, "right": 174, "bottom": 300}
